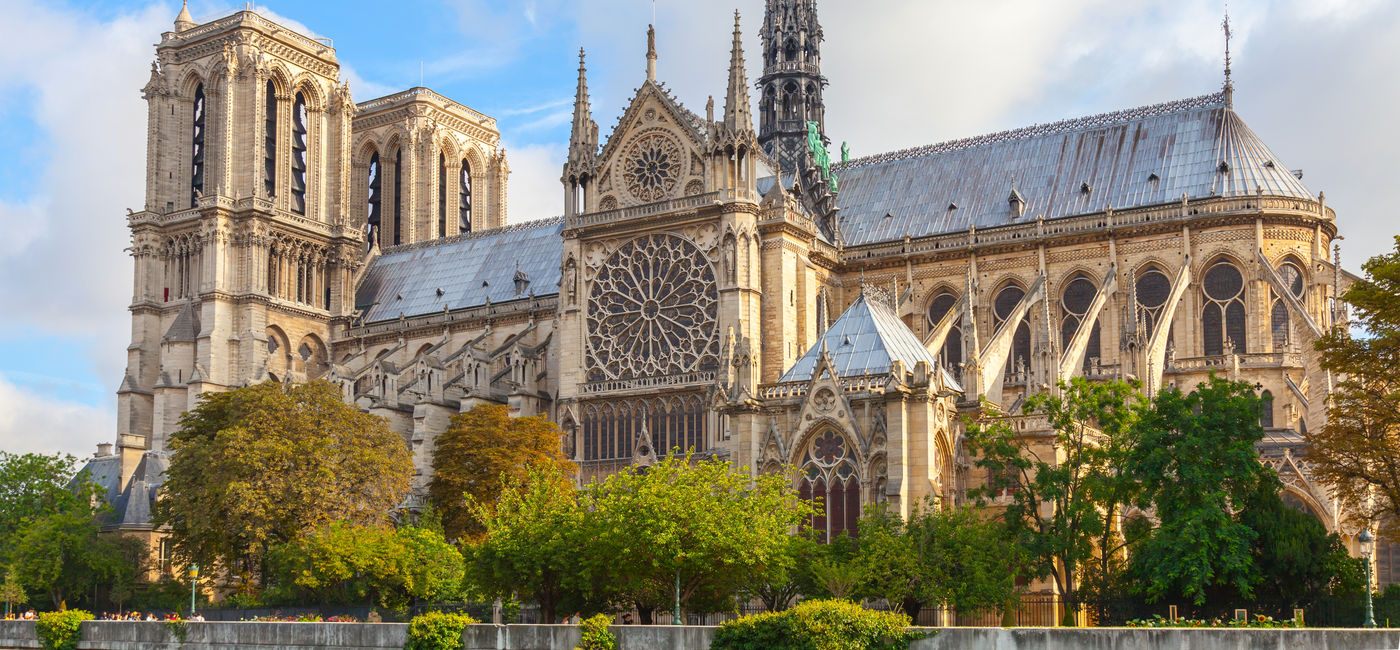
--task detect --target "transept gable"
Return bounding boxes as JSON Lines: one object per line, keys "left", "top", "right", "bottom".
{"left": 594, "top": 82, "right": 709, "bottom": 208}
{"left": 791, "top": 346, "right": 864, "bottom": 458}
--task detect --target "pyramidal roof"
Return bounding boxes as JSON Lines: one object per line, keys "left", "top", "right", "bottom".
{"left": 832, "top": 91, "right": 1314, "bottom": 246}
{"left": 779, "top": 291, "right": 937, "bottom": 383}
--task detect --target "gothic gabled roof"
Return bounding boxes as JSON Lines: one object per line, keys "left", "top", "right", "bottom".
{"left": 779, "top": 291, "right": 937, "bottom": 383}
{"left": 355, "top": 218, "right": 564, "bottom": 324}
{"left": 74, "top": 451, "right": 169, "bottom": 531}
{"left": 832, "top": 91, "right": 1314, "bottom": 246}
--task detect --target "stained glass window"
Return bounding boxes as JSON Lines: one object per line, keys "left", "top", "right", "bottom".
{"left": 800, "top": 430, "right": 859, "bottom": 542}
{"left": 1060, "top": 275, "right": 1101, "bottom": 371}
{"left": 994, "top": 284, "right": 1031, "bottom": 378}
{"left": 926, "top": 291, "right": 962, "bottom": 372}
{"left": 1203, "top": 261, "right": 1246, "bottom": 356}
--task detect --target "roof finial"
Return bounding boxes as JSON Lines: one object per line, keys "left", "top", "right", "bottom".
{"left": 646, "top": 24, "right": 658, "bottom": 83}
{"left": 174, "top": 0, "right": 196, "bottom": 32}
{"left": 1221, "top": 5, "right": 1234, "bottom": 108}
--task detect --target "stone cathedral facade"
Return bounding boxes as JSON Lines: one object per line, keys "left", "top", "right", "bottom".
{"left": 88, "top": 0, "right": 1375, "bottom": 583}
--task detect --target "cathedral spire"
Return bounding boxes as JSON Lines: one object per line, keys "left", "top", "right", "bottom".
{"left": 1221, "top": 10, "right": 1234, "bottom": 108}
{"left": 568, "top": 48, "right": 597, "bottom": 160}
{"left": 758, "top": 0, "right": 828, "bottom": 175}
{"left": 174, "top": 0, "right": 196, "bottom": 32}
{"left": 723, "top": 10, "right": 753, "bottom": 134}
{"left": 645, "top": 24, "right": 658, "bottom": 83}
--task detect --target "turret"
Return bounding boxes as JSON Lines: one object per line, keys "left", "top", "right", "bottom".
{"left": 562, "top": 49, "right": 598, "bottom": 216}
{"left": 757, "top": 0, "right": 828, "bottom": 175}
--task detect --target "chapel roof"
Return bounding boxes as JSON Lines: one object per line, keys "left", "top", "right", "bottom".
{"left": 830, "top": 91, "right": 1314, "bottom": 246}
{"left": 779, "top": 290, "right": 938, "bottom": 383}
{"left": 355, "top": 217, "right": 564, "bottom": 324}
{"left": 73, "top": 451, "right": 169, "bottom": 531}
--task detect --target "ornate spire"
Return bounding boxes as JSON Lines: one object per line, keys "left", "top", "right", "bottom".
{"left": 722, "top": 10, "right": 754, "bottom": 134}
{"left": 758, "top": 0, "right": 828, "bottom": 175}
{"left": 566, "top": 48, "right": 598, "bottom": 172}
{"left": 1221, "top": 9, "right": 1234, "bottom": 108}
{"left": 174, "top": 0, "right": 196, "bottom": 32}
{"left": 645, "top": 24, "right": 658, "bottom": 83}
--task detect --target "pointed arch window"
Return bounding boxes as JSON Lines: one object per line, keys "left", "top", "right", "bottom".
{"left": 366, "top": 152, "right": 381, "bottom": 246}
{"left": 264, "top": 81, "right": 276, "bottom": 198}
{"left": 1260, "top": 390, "right": 1275, "bottom": 429}
{"left": 459, "top": 158, "right": 472, "bottom": 233}
{"left": 1271, "top": 261, "right": 1305, "bottom": 351}
{"left": 926, "top": 290, "right": 962, "bottom": 374}
{"left": 190, "top": 83, "right": 205, "bottom": 207}
{"left": 1061, "top": 275, "right": 1101, "bottom": 372}
{"left": 1202, "top": 260, "right": 1247, "bottom": 356}
{"left": 290, "top": 92, "right": 308, "bottom": 215}
{"left": 392, "top": 147, "right": 403, "bottom": 245}
{"left": 1135, "top": 267, "right": 1173, "bottom": 339}
{"left": 800, "top": 430, "right": 860, "bottom": 543}
{"left": 438, "top": 152, "right": 448, "bottom": 237}
{"left": 994, "top": 284, "right": 1032, "bottom": 381}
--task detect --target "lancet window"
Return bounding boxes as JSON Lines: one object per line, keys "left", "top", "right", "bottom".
{"left": 264, "top": 81, "right": 276, "bottom": 198}
{"left": 366, "top": 152, "right": 381, "bottom": 247}
{"left": 798, "top": 430, "right": 860, "bottom": 542}
{"left": 290, "top": 92, "right": 308, "bottom": 215}
{"left": 993, "top": 284, "right": 1032, "bottom": 381}
{"left": 459, "top": 158, "right": 472, "bottom": 233}
{"left": 190, "top": 83, "right": 205, "bottom": 207}
{"left": 926, "top": 290, "right": 962, "bottom": 374}
{"left": 580, "top": 394, "right": 707, "bottom": 461}
{"left": 438, "top": 152, "right": 447, "bottom": 237}
{"left": 1202, "top": 260, "right": 1247, "bottom": 356}
{"left": 392, "top": 148, "right": 403, "bottom": 245}
{"left": 1135, "top": 267, "right": 1173, "bottom": 338}
{"left": 1060, "top": 274, "right": 1101, "bottom": 371}
{"left": 1260, "top": 390, "right": 1275, "bottom": 429}
{"left": 1271, "top": 260, "right": 1304, "bottom": 351}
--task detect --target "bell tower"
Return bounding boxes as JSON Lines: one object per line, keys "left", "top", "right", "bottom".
{"left": 757, "top": 0, "right": 827, "bottom": 176}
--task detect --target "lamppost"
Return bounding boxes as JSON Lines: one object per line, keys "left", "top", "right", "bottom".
{"left": 1360, "top": 530, "right": 1376, "bottom": 628}
{"left": 672, "top": 569, "right": 682, "bottom": 626}
{"left": 189, "top": 564, "right": 199, "bottom": 618}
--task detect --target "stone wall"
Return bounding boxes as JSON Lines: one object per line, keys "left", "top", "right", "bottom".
{"left": 6, "top": 621, "right": 1400, "bottom": 650}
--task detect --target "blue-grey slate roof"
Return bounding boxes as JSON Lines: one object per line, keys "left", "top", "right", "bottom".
{"left": 357, "top": 217, "right": 564, "bottom": 324}
{"left": 780, "top": 293, "right": 938, "bottom": 383}
{"left": 831, "top": 91, "right": 1313, "bottom": 246}
{"left": 74, "top": 451, "right": 168, "bottom": 530}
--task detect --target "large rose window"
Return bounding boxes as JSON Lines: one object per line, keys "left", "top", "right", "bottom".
{"left": 586, "top": 234, "right": 719, "bottom": 382}
{"left": 621, "top": 131, "right": 682, "bottom": 202}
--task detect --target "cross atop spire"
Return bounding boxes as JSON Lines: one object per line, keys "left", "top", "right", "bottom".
{"left": 645, "top": 24, "right": 658, "bottom": 83}
{"left": 1222, "top": 8, "right": 1234, "bottom": 107}
{"left": 722, "top": 10, "right": 753, "bottom": 134}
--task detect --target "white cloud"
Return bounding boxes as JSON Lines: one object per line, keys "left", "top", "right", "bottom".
{"left": 0, "top": 372, "right": 110, "bottom": 458}
{"left": 503, "top": 141, "right": 567, "bottom": 223}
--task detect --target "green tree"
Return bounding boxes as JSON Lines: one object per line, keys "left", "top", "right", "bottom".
{"left": 463, "top": 464, "right": 585, "bottom": 622}
{"left": 580, "top": 455, "right": 809, "bottom": 622}
{"left": 428, "top": 404, "right": 575, "bottom": 542}
{"left": 98, "top": 536, "right": 148, "bottom": 614}
{"left": 266, "top": 521, "right": 463, "bottom": 609}
{"left": 735, "top": 532, "right": 813, "bottom": 612}
{"left": 966, "top": 378, "right": 1144, "bottom": 624}
{"left": 1311, "top": 237, "right": 1400, "bottom": 536}
{"left": 152, "top": 380, "right": 413, "bottom": 589}
{"left": 858, "top": 501, "right": 1022, "bottom": 620}
{"left": 14, "top": 508, "right": 107, "bottom": 608}
{"left": 1126, "top": 375, "right": 1274, "bottom": 606}
{"left": 0, "top": 452, "right": 96, "bottom": 564}
{"left": 1, "top": 566, "right": 24, "bottom": 616}
{"left": 1239, "top": 480, "right": 1365, "bottom": 612}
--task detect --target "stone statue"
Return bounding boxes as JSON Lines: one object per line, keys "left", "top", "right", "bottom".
{"left": 563, "top": 259, "right": 578, "bottom": 305}
{"left": 722, "top": 235, "right": 736, "bottom": 283}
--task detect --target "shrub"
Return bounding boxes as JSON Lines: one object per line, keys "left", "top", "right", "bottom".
{"left": 35, "top": 610, "right": 92, "bottom": 650}
{"left": 712, "top": 599, "right": 927, "bottom": 650}
{"left": 404, "top": 611, "right": 479, "bottom": 650}
{"left": 575, "top": 614, "right": 616, "bottom": 650}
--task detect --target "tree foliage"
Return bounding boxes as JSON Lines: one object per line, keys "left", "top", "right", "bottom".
{"left": 265, "top": 522, "right": 463, "bottom": 609}
{"left": 1239, "top": 481, "right": 1365, "bottom": 611}
{"left": 0, "top": 452, "right": 93, "bottom": 565}
{"left": 579, "top": 455, "right": 809, "bottom": 620}
{"left": 966, "top": 378, "right": 1144, "bottom": 624}
{"left": 152, "top": 380, "right": 413, "bottom": 586}
{"left": 429, "top": 404, "right": 574, "bottom": 542}
{"left": 1311, "top": 236, "right": 1400, "bottom": 536}
{"left": 1126, "top": 375, "right": 1274, "bottom": 606}
{"left": 463, "top": 464, "right": 585, "bottom": 622}
{"left": 857, "top": 501, "right": 1023, "bottom": 620}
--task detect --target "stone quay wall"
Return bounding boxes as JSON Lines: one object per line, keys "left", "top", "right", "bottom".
{"left": 6, "top": 621, "right": 1400, "bottom": 649}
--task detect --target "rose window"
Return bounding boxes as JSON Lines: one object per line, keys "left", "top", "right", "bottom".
{"left": 621, "top": 132, "right": 682, "bottom": 202}
{"left": 586, "top": 234, "right": 719, "bottom": 382}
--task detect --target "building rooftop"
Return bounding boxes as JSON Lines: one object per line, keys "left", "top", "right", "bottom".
{"left": 831, "top": 91, "right": 1314, "bottom": 246}
{"left": 779, "top": 290, "right": 938, "bottom": 383}
{"left": 355, "top": 218, "right": 565, "bottom": 324}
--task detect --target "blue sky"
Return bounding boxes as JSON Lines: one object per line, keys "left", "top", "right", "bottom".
{"left": 1, "top": 0, "right": 1398, "bottom": 456}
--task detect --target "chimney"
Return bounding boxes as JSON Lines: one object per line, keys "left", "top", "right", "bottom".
{"left": 97, "top": 442, "right": 114, "bottom": 457}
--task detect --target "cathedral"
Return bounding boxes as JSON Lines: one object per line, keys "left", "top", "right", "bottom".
{"left": 83, "top": 0, "right": 1381, "bottom": 586}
